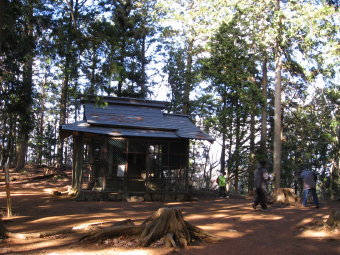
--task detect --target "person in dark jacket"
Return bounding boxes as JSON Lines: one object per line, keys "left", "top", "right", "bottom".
{"left": 252, "top": 160, "right": 269, "bottom": 210}
{"left": 301, "top": 169, "right": 319, "bottom": 208}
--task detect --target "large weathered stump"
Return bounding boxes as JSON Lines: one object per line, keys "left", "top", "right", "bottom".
{"left": 139, "top": 207, "right": 190, "bottom": 247}
{"left": 81, "top": 207, "right": 219, "bottom": 248}
{"left": 271, "top": 188, "right": 298, "bottom": 204}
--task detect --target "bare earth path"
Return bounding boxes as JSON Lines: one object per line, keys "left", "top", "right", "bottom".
{"left": 0, "top": 167, "right": 339, "bottom": 255}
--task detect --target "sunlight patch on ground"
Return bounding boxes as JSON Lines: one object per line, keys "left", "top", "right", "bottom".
{"left": 198, "top": 222, "right": 248, "bottom": 238}
{"left": 186, "top": 211, "right": 242, "bottom": 221}
{"left": 165, "top": 202, "right": 184, "bottom": 206}
{"left": 240, "top": 215, "right": 284, "bottom": 221}
{"left": 8, "top": 237, "right": 76, "bottom": 253}
{"left": 220, "top": 230, "right": 246, "bottom": 238}
{"left": 297, "top": 229, "right": 340, "bottom": 239}
{"left": 185, "top": 214, "right": 209, "bottom": 221}
{"left": 0, "top": 191, "right": 43, "bottom": 196}
{"left": 198, "top": 222, "right": 232, "bottom": 231}
{"left": 29, "top": 214, "right": 129, "bottom": 226}
{"left": 43, "top": 188, "right": 59, "bottom": 194}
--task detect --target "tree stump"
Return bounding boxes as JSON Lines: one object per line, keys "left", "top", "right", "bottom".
{"left": 139, "top": 207, "right": 190, "bottom": 247}
{"left": 325, "top": 210, "right": 340, "bottom": 229}
{"left": 271, "top": 188, "right": 298, "bottom": 204}
{"left": 81, "top": 207, "right": 219, "bottom": 248}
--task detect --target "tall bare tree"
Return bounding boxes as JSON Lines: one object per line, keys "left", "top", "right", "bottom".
{"left": 273, "top": 0, "right": 283, "bottom": 188}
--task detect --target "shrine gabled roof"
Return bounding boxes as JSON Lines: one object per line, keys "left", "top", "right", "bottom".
{"left": 61, "top": 97, "right": 214, "bottom": 142}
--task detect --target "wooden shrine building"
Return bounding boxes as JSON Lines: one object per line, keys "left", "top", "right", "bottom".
{"left": 60, "top": 96, "right": 214, "bottom": 201}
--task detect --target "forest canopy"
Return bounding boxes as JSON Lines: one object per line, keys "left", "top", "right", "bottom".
{"left": 0, "top": 0, "right": 339, "bottom": 198}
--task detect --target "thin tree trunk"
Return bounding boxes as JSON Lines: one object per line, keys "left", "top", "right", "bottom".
{"left": 1, "top": 111, "right": 8, "bottom": 166}
{"left": 220, "top": 97, "right": 227, "bottom": 174}
{"left": 273, "top": 0, "right": 283, "bottom": 189}
{"left": 0, "top": 0, "right": 8, "bottom": 51}
{"left": 234, "top": 103, "right": 241, "bottom": 192}
{"left": 220, "top": 134, "right": 226, "bottom": 173}
{"left": 89, "top": 42, "right": 97, "bottom": 95}
{"left": 183, "top": 39, "right": 193, "bottom": 115}
{"left": 140, "top": 35, "right": 147, "bottom": 98}
{"left": 57, "top": 69, "right": 69, "bottom": 168}
{"left": 260, "top": 57, "right": 268, "bottom": 156}
{"left": 37, "top": 75, "right": 46, "bottom": 165}
{"left": 226, "top": 104, "right": 234, "bottom": 192}
{"left": 8, "top": 117, "right": 15, "bottom": 166}
{"left": 330, "top": 160, "right": 334, "bottom": 200}
{"left": 248, "top": 111, "right": 256, "bottom": 194}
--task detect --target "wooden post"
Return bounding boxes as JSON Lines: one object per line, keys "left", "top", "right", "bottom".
{"left": 185, "top": 141, "right": 189, "bottom": 193}
{"left": 124, "top": 140, "right": 128, "bottom": 193}
{"left": 5, "top": 163, "right": 12, "bottom": 217}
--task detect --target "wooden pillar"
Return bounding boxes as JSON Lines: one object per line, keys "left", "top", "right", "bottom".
{"left": 101, "top": 138, "right": 108, "bottom": 191}
{"left": 5, "top": 162, "right": 12, "bottom": 217}
{"left": 145, "top": 142, "right": 150, "bottom": 190}
{"left": 185, "top": 140, "right": 189, "bottom": 193}
{"left": 124, "top": 139, "right": 128, "bottom": 193}
{"left": 72, "top": 133, "right": 83, "bottom": 190}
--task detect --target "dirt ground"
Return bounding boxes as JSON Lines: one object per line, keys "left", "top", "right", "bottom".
{"left": 0, "top": 166, "right": 339, "bottom": 255}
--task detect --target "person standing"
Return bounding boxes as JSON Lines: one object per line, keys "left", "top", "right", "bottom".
{"left": 301, "top": 169, "right": 319, "bottom": 208}
{"left": 252, "top": 160, "right": 269, "bottom": 210}
{"left": 217, "top": 172, "right": 226, "bottom": 198}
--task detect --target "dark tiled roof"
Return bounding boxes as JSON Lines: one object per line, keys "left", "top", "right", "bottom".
{"left": 85, "top": 103, "right": 174, "bottom": 130}
{"left": 61, "top": 97, "right": 214, "bottom": 142}
{"left": 62, "top": 121, "right": 179, "bottom": 139}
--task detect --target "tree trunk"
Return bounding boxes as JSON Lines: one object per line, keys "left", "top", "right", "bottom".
{"left": 273, "top": 0, "right": 283, "bottom": 189}
{"left": 220, "top": 96, "right": 227, "bottom": 174}
{"left": 1, "top": 112, "right": 8, "bottom": 166}
{"left": 15, "top": 134, "right": 29, "bottom": 171}
{"left": 56, "top": 70, "right": 69, "bottom": 168}
{"left": 37, "top": 76, "right": 46, "bottom": 165}
{"left": 89, "top": 42, "right": 97, "bottom": 95}
{"left": 140, "top": 35, "right": 147, "bottom": 98}
{"left": 248, "top": 111, "right": 256, "bottom": 194}
{"left": 330, "top": 160, "right": 334, "bottom": 200}
{"left": 56, "top": 22, "right": 72, "bottom": 168}
{"left": 234, "top": 104, "right": 241, "bottom": 192}
{"left": 182, "top": 39, "right": 193, "bottom": 115}
{"left": 15, "top": 1, "right": 34, "bottom": 171}
{"left": 0, "top": 0, "right": 9, "bottom": 51}
{"left": 260, "top": 56, "right": 268, "bottom": 156}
